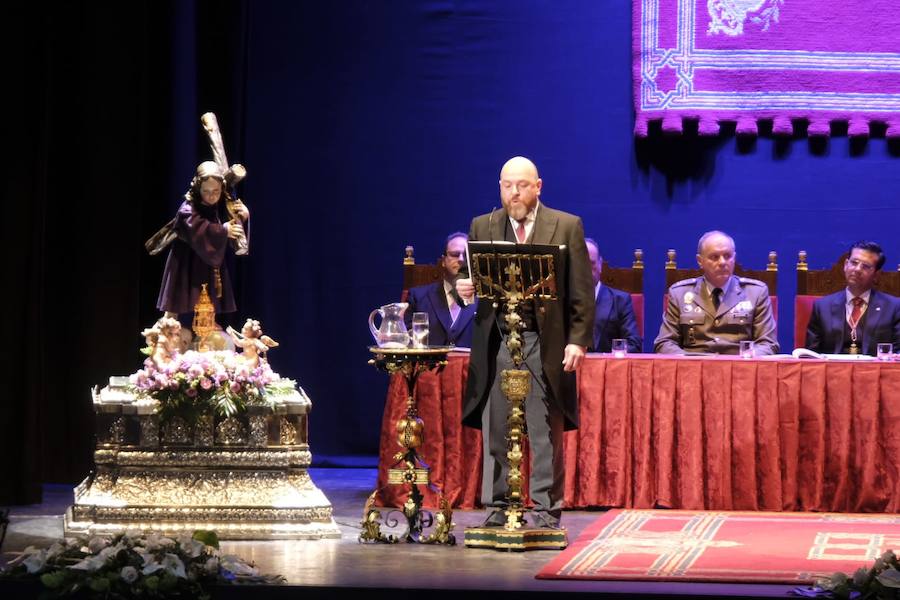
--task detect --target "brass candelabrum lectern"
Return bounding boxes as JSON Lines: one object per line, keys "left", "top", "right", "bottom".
{"left": 360, "top": 346, "right": 455, "bottom": 545}
{"left": 463, "top": 241, "right": 569, "bottom": 551}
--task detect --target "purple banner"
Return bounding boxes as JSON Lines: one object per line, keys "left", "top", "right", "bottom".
{"left": 634, "top": 0, "right": 900, "bottom": 137}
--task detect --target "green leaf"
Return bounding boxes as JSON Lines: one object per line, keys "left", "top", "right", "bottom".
{"left": 39, "top": 571, "right": 65, "bottom": 589}
{"left": 88, "top": 576, "right": 110, "bottom": 592}
{"left": 144, "top": 575, "right": 159, "bottom": 591}
{"left": 192, "top": 530, "right": 220, "bottom": 550}
{"left": 159, "top": 572, "right": 178, "bottom": 591}
{"left": 831, "top": 582, "right": 851, "bottom": 599}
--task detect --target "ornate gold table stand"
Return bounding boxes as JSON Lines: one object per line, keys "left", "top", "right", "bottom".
{"left": 462, "top": 244, "right": 568, "bottom": 551}
{"left": 361, "top": 346, "right": 455, "bottom": 545}
{"left": 64, "top": 386, "right": 340, "bottom": 540}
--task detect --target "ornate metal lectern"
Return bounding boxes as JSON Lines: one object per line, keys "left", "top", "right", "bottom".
{"left": 361, "top": 346, "right": 455, "bottom": 545}
{"left": 462, "top": 242, "right": 569, "bottom": 551}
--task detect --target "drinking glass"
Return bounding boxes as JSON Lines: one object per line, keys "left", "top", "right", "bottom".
{"left": 877, "top": 343, "right": 893, "bottom": 361}
{"left": 739, "top": 340, "right": 755, "bottom": 359}
{"left": 611, "top": 338, "right": 627, "bottom": 358}
{"left": 411, "top": 312, "right": 429, "bottom": 348}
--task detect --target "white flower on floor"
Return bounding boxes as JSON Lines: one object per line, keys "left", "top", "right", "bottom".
{"left": 71, "top": 543, "right": 127, "bottom": 572}
{"left": 87, "top": 536, "right": 109, "bottom": 554}
{"left": 1, "top": 530, "right": 283, "bottom": 596}
{"left": 140, "top": 533, "right": 175, "bottom": 551}
{"left": 21, "top": 547, "right": 47, "bottom": 574}
{"left": 176, "top": 533, "right": 205, "bottom": 558}
{"left": 45, "top": 542, "right": 66, "bottom": 560}
{"left": 220, "top": 555, "right": 259, "bottom": 577}
{"left": 204, "top": 557, "right": 220, "bottom": 575}
{"left": 120, "top": 565, "right": 138, "bottom": 583}
{"left": 161, "top": 553, "right": 187, "bottom": 579}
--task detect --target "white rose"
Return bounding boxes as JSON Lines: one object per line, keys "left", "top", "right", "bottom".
{"left": 204, "top": 557, "right": 219, "bottom": 574}
{"left": 161, "top": 553, "right": 187, "bottom": 579}
{"left": 220, "top": 555, "right": 259, "bottom": 577}
{"left": 88, "top": 536, "right": 110, "bottom": 554}
{"left": 22, "top": 549, "right": 47, "bottom": 574}
{"left": 120, "top": 566, "right": 139, "bottom": 583}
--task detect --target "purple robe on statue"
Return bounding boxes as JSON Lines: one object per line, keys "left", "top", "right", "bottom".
{"left": 156, "top": 200, "right": 237, "bottom": 315}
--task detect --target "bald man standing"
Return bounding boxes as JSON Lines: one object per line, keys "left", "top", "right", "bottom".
{"left": 457, "top": 156, "right": 594, "bottom": 529}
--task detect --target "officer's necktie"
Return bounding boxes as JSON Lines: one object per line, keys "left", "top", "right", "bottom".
{"left": 712, "top": 287, "right": 723, "bottom": 310}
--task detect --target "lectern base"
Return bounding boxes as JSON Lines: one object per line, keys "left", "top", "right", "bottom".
{"left": 463, "top": 526, "right": 568, "bottom": 551}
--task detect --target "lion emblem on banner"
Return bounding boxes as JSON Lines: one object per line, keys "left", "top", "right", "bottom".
{"left": 707, "top": 0, "right": 783, "bottom": 36}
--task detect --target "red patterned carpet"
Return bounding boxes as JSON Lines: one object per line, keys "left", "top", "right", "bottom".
{"left": 537, "top": 509, "right": 900, "bottom": 583}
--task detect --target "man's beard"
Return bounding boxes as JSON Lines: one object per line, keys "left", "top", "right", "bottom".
{"left": 506, "top": 203, "right": 528, "bottom": 221}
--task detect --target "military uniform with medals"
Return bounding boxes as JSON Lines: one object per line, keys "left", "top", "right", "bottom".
{"left": 654, "top": 276, "right": 779, "bottom": 355}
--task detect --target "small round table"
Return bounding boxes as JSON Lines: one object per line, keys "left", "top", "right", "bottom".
{"left": 359, "top": 346, "right": 455, "bottom": 545}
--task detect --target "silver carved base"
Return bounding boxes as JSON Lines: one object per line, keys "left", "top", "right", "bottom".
{"left": 65, "top": 387, "right": 341, "bottom": 540}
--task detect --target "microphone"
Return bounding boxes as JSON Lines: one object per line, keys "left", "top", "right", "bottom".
{"left": 487, "top": 205, "right": 497, "bottom": 244}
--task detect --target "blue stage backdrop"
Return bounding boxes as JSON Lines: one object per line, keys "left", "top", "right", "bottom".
{"left": 172, "top": 2, "right": 898, "bottom": 456}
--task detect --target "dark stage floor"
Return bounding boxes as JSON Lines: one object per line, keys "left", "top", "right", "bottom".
{"left": 1, "top": 468, "right": 799, "bottom": 598}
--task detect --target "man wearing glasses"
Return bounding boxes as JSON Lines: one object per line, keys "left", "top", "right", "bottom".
{"left": 805, "top": 241, "right": 900, "bottom": 356}
{"left": 405, "top": 232, "right": 477, "bottom": 348}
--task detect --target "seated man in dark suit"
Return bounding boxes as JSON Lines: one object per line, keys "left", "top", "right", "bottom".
{"left": 806, "top": 241, "right": 900, "bottom": 356}
{"left": 585, "top": 238, "right": 642, "bottom": 353}
{"left": 405, "top": 232, "right": 477, "bottom": 347}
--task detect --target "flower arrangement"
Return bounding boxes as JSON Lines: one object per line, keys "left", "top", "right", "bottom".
{"left": 130, "top": 351, "right": 279, "bottom": 422}
{"left": 0, "top": 530, "right": 283, "bottom": 599}
{"left": 803, "top": 550, "right": 900, "bottom": 599}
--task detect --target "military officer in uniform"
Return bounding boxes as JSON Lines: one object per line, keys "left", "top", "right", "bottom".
{"left": 654, "top": 230, "right": 779, "bottom": 355}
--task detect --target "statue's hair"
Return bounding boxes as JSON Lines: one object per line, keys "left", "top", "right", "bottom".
{"left": 243, "top": 318, "right": 263, "bottom": 338}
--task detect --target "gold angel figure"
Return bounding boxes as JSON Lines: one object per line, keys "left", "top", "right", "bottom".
{"left": 226, "top": 319, "right": 279, "bottom": 367}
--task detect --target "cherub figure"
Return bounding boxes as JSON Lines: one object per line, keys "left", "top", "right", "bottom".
{"left": 226, "top": 319, "right": 278, "bottom": 367}
{"left": 141, "top": 317, "right": 183, "bottom": 368}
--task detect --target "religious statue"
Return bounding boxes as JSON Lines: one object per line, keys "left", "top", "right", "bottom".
{"left": 145, "top": 113, "right": 250, "bottom": 319}
{"left": 141, "top": 317, "right": 183, "bottom": 369}
{"left": 226, "top": 319, "right": 279, "bottom": 368}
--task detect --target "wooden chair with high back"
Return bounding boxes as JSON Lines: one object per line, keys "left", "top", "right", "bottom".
{"left": 400, "top": 245, "right": 442, "bottom": 303}
{"left": 598, "top": 249, "right": 646, "bottom": 337}
{"left": 663, "top": 249, "right": 779, "bottom": 317}
{"left": 794, "top": 250, "right": 900, "bottom": 349}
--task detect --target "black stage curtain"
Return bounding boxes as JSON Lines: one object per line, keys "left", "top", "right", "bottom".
{"left": 1, "top": 1, "right": 249, "bottom": 505}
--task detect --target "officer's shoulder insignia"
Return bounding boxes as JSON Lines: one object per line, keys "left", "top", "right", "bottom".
{"left": 671, "top": 278, "right": 697, "bottom": 289}
{"left": 738, "top": 277, "right": 766, "bottom": 287}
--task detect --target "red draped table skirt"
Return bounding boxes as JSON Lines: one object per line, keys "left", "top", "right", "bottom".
{"left": 376, "top": 353, "right": 900, "bottom": 513}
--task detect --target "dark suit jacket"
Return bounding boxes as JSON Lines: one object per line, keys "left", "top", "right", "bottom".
{"left": 593, "top": 285, "right": 642, "bottom": 353}
{"left": 405, "top": 281, "right": 476, "bottom": 348}
{"left": 462, "top": 204, "right": 595, "bottom": 431}
{"left": 805, "top": 289, "right": 900, "bottom": 356}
